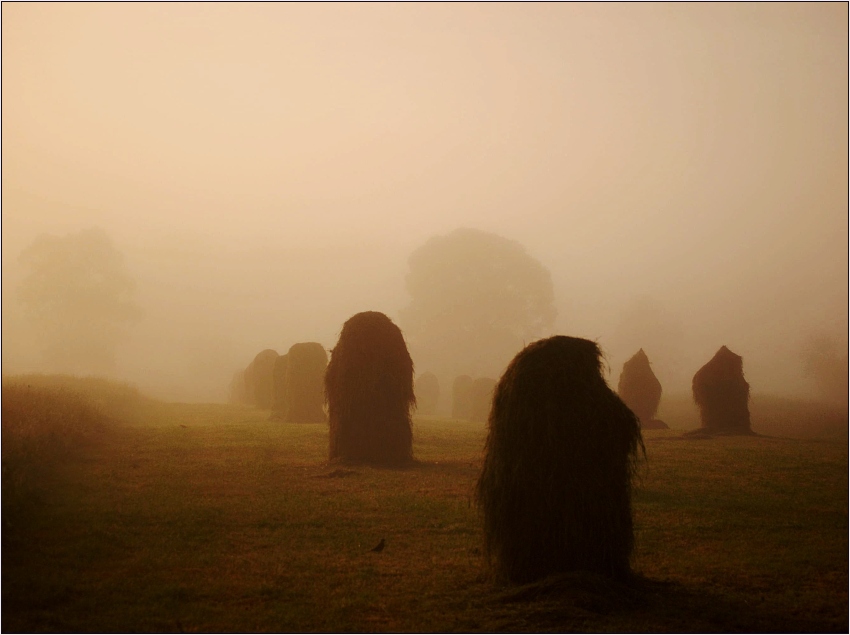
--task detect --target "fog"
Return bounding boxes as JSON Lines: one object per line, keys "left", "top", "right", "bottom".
{"left": 3, "top": 3, "right": 847, "bottom": 403}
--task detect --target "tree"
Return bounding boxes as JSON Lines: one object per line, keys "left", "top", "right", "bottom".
{"left": 399, "top": 228, "right": 556, "bottom": 381}
{"left": 16, "top": 228, "right": 141, "bottom": 375}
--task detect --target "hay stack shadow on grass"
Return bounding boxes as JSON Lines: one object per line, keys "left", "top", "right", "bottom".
{"left": 325, "top": 311, "right": 415, "bottom": 467}
{"left": 494, "top": 570, "right": 648, "bottom": 615}
{"left": 476, "top": 336, "right": 644, "bottom": 585}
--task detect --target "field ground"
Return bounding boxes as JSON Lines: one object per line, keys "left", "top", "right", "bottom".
{"left": 2, "top": 391, "right": 848, "bottom": 633}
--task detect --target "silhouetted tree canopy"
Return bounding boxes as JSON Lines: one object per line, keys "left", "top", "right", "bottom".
{"left": 15, "top": 228, "right": 141, "bottom": 375}
{"left": 400, "top": 228, "right": 556, "bottom": 380}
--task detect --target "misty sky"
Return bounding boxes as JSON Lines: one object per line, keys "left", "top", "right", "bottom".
{"left": 2, "top": 3, "right": 847, "bottom": 401}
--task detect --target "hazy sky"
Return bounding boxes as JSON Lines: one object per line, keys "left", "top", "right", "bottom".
{"left": 3, "top": 3, "right": 847, "bottom": 401}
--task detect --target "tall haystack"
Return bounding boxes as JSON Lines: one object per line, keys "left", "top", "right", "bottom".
{"left": 452, "top": 375, "right": 473, "bottom": 419}
{"left": 414, "top": 372, "right": 440, "bottom": 416}
{"left": 469, "top": 377, "right": 497, "bottom": 423}
{"left": 246, "top": 349, "right": 278, "bottom": 408}
{"left": 325, "top": 311, "right": 415, "bottom": 466}
{"left": 284, "top": 343, "right": 328, "bottom": 423}
{"left": 618, "top": 349, "right": 668, "bottom": 430}
{"left": 692, "top": 345, "right": 752, "bottom": 435}
{"left": 476, "top": 336, "right": 643, "bottom": 584}
{"left": 269, "top": 353, "right": 289, "bottom": 421}
{"left": 228, "top": 369, "right": 248, "bottom": 405}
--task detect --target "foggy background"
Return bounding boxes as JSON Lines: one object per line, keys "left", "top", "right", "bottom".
{"left": 3, "top": 3, "right": 847, "bottom": 404}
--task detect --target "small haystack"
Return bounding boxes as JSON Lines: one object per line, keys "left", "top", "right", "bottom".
{"left": 452, "top": 375, "right": 473, "bottom": 420}
{"left": 692, "top": 345, "right": 752, "bottom": 435}
{"left": 269, "top": 353, "right": 289, "bottom": 421}
{"left": 618, "top": 349, "right": 668, "bottom": 430}
{"left": 246, "top": 349, "right": 278, "bottom": 409}
{"left": 325, "top": 311, "right": 415, "bottom": 466}
{"left": 414, "top": 372, "right": 440, "bottom": 416}
{"left": 469, "top": 377, "right": 497, "bottom": 423}
{"left": 476, "top": 335, "right": 643, "bottom": 584}
{"left": 284, "top": 343, "right": 328, "bottom": 423}
{"left": 228, "top": 369, "right": 248, "bottom": 405}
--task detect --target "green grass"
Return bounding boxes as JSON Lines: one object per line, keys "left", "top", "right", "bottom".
{"left": 2, "top": 386, "right": 847, "bottom": 633}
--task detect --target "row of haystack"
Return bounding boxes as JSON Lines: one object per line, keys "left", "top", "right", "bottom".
{"left": 229, "top": 312, "right": 753, "bottom": 591}
{"left": 452, "top": 375, "right": 497, "bottom": 422}
{"left": 229, "top": 343, "right": 328, "bottom": 423}
{"left": 414, "top": 373, "right": 498, "bottom": 421}
{"left": 617, "top": 346, "right": 752, "bottom": 436}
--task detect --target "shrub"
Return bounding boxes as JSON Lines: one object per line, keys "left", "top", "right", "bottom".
{"left": 2, "top": 375, "right": 145, "bottom": 530}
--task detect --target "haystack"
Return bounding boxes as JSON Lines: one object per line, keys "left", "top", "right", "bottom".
{"left": 476, "top": 336, "right": 643, "bottom": 584}
{"left": 269, "top": 353, "right": 289, "bottom": 421}
{"left": 469, "top": 377, "right": 497, "bottom": 423}
{"left": 617, "top": 349, "right": 668, "bottom": 430}
{"left": 325, "top": 311, "right": 415, "bottom": 466}
{"left": 246, "top": 349, "right": 278, "bottom": 408}
{"left": 692, "top": 345, "right": 752, "bottom": 435}
{"left": 284, "top": 343, "right": 328, "bottom": 423}
{"left": 452, "top": 375, "right": 473, "bottom": 419}
{"left": 228, "top": 369, "right": 248, "bottom": 405}
{"left": 414, "top": 372, "right": 440, "bottom": 416}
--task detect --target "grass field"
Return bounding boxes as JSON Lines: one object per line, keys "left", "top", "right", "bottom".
{"left": 2, "top": 378, "right": 847, "bottom": 633}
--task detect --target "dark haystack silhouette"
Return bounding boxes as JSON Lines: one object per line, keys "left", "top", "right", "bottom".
{"left": 476, "top": 336, "right": 644, "bottom": 584}
{"left": 469, "top": 377, "right": 497, "bottom": 423}
{"left": 452, "top": 375, "right": 473, "bottom": 419}
{"left": 284, "top": 343, "right": 328, "bottom": 423}
{"left": 618, "top": 349, "right": 668, "bottom": 430}
{"left": 269, "top": 353, "right": 289, "bottom": 421}
{"left": 692, "top": 345, "right": 752, "bottom": 435}
{"left": 246, "top": 349, "right": 278, "bottom": 408}
{"left": 228, "top": 370, "right": 248, "bottom": 405}
{"left": 414, "top": 372, "right": 440, "bottom": 416}
{"left": 325, "top": 311, "right": 415, "bottom": 466}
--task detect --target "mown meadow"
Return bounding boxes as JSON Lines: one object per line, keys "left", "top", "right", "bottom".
{"left": 2, "top": 375, "right": 847, "bottom": 633}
